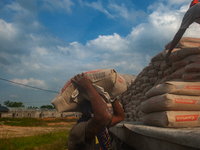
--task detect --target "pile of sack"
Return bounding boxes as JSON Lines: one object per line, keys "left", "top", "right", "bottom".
{"left": 118, "top": 37, "right": 200, "bottom": 127}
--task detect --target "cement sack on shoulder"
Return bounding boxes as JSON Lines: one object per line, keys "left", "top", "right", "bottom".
{"left": 185, "top": 62, "right": 200, "bottom": 72}
{"left": 145, "top": 80, "right": 200, "bottom": 99}
{"left": 172, "top": 55, "right": 200, "bottom": 71}
{"left": 143, "top": 111, "right": 200, "bottom": 127}
{"left": 141, "top": 93, "right": 200, "bottom": 113}
{"left": 182, "top": 72, "right": 200, "bottom": 81}
{"left": 51, "top": 69, "right": 127, "bottom": 112}
{"left": 119, "top": 73, "right": 136, "bottom": 86}
{"left": 168, "top": 47, "right": 200, "bottom": 63}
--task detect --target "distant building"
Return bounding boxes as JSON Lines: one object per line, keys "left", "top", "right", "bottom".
{"left": 0, "top": 107, "right": 81, "bottom": 118}
{"left": 0, "top": 106, "right": 9, "bottom": 118}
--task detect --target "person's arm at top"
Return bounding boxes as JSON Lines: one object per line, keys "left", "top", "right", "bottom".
{"left": 108, "top": 98, "right": 125, "bottom": 128}
{"left": 71, "top": 73, "right": 112, "bottom": 140}
{"left": 166, "top": 28, "right": 186, "bottom": 62}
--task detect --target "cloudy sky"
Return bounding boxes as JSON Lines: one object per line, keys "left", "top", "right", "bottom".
{"left": 0, "top": 0, "right": 199, "bottom": 108}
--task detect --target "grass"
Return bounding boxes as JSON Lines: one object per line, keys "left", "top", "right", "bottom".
{"left": 0, "top": 117, "right": 78, "bottom": 150}
{"left": 0, "top": 130, "right": 69, "bottom": 150}
{"left": 0, "top": 117, "right": 78, "bottom": 127}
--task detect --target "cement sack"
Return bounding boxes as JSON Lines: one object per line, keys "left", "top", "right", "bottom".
{"left": 150, "top": 76, "right": 159, "bottom": 85}
{"left": 165, "top": 37, "right": 200, "bottom": 49}
{"left": 172, "top": 55, "right": 200, "bottom": 71}
{"left": 153, "top": 61, "right": 169, "bottom": 71}
{"left": 141, "top": 83, "right": 152, "bottom": 91}
{"left": 146, "top": 63, "right": 154, "bottom": 70}
{"left": 141, "top": 93, "right": 200, "bottom": 113}
{"left": 145, "top": 80, "right": 200, "bottom": 99}
{"left": 158, "top": 75, "right": 171, "bottom": 85}
{"left": 51, "top": 69, "right": 127, "bottom": 112}
{"left": 151, "top": 48, "right": 181, "bottom": 62}
{"left": 182, "top": 72, "right": 200, "bottom": 81}
{"left": 148, "top": 69, "right": 158, "bottom": 77}
{"left": 139, "top": 76, "right": 149, "bottom": 84}
{"left": 119, "top": 73, "right": 136, "bottom": 86}
{"left": 168, "top": 47, "right": 200, "bottom": 63}
{"left": 170, "top": 67, "right": 185, "bottom": 79}
{"left": 185, "top": 62, "right": 200, "bottom": 72}
{"left": 158, "top": 71, "right": 164, "bottom": 78}
{"left": 163, "top": 67, "right": 173, "bottom": 77}
{"left": 143, "top": 111, "right": 200, "bottom": 127}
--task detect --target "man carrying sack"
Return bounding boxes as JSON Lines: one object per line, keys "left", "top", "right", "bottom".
{"left": 166, "top": 0, "right": 200, "bottom": 62}
{"left": 68, "top": 73, "right": 125, "bottom": 150}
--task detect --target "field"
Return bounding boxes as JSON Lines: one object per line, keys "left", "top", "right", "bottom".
{"left": 0, "top": 117, "right": 78, "bottom": 150}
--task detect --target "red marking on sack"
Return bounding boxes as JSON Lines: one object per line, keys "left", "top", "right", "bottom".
{"left": 118, "top": 75, "right": 124, "bottom": 84}
{"left": 185, "top": 85, "right": 200, "bottom": 90}
{"left": 175, "top": 98, "right": 197, "bottom": 104}
{"left": 84, "top": 69, "right": 105, "bottom": 74}
{"left": 175, "top": 114, "right": 199, "bottom": 122}
{"left": 61, "top": 79, "right": 72, "bottom": 93}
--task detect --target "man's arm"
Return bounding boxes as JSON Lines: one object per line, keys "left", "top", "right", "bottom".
{"left": 166, "top": 28, "right": 186, "bottom": 62}
{"left": 71, "top": 73, "right": 112, "bottom": 140}
{"left": 108, "top": 99, "right": 125, "bottom": 128}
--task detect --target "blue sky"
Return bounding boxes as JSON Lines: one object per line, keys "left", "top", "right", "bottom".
{"left": 0, "top": 0, "right": 199, "bottom": 107}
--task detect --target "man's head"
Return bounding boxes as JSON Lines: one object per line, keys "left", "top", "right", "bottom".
{"left": 79, "top": 99, "right": 93, "bottom": 121}
{"left": 190, "top": 0, "right": 199, "bottom": 8}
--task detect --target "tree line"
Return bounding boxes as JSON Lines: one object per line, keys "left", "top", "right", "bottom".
{"left": 3, "top": 100, "right": 55, "bottom": 109}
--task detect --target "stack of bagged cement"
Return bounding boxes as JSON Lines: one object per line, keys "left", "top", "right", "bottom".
{"left": 120, "top": 37, "right": 200, "bottom": 127}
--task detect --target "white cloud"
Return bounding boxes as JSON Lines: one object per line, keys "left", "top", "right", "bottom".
{"left": 0, "top": 19, "right": 18, "bottom": 41}
{"left": 11, "top": 78, "right": 46, "bottom": 88}
{"left": 42, "top": 0, "right": 74, "bottom": 13}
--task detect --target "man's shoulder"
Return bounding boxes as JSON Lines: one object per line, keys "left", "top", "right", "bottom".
{"left": 70, "top": 122, "right": 88, "bottom": 139}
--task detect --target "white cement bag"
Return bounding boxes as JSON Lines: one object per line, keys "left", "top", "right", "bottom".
{"left": 143, "top": 111, "right": 200, "bottom": 127}
{"left": 145, "top": 80, "right": 200, "bottom": 99}
{"left": 141, "top": 93, "right": 200, "bottom": 113}
{"left": 52, "top": 69, "right": 127, "bottom": 112}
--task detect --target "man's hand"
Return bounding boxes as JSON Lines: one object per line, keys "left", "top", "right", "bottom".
{"left": 71, "top": 73, "right": 92, "bottom": 92}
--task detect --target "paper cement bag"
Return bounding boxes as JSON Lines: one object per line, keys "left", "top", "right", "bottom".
{"left": 182, "top": 72, "right": 200, "bottom": 81}
{"left": 51, "top": 69, "right": 127, "bottom": 112}
{"left": 145, "top": 80, "right": 200, "bottom": 99}
{"left": 141, "top": 93, "right": 200, "bottom": 113}
{"left": 185, "top": 62, "right": 200, "bottom": 72}
{"left": 168, "top": 47, "right": 200, "bottom": 63}
{"left": 143, "top": 111, "right": 200, "bottom": 127}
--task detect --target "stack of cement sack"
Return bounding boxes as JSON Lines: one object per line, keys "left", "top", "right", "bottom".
{"left": 119, "top": 37, "right": 200, "bottom": 127}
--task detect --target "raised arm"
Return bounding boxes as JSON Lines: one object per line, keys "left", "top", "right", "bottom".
{"left": 166, "top": 28, "right": 186, "bottom": 62}
{"left": 71, "top": 73, "right": 112, "bottom": 140}
{"left": 108, "top": 98, "right": 125, "bottom": 128}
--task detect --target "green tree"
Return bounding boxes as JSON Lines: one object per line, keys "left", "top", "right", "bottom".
{"left": 27, "top": 106, "right": 38, "bottom": 109}
{"left": 4, "top": 100, "right": 25, "bottom": 107}
{"left": 40, "top": 105, "right": 55, "bottom": 109}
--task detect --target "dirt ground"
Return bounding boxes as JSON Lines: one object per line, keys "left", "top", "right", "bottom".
{"left": 0, "top": 122, "right": 76, "bottom": 138}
